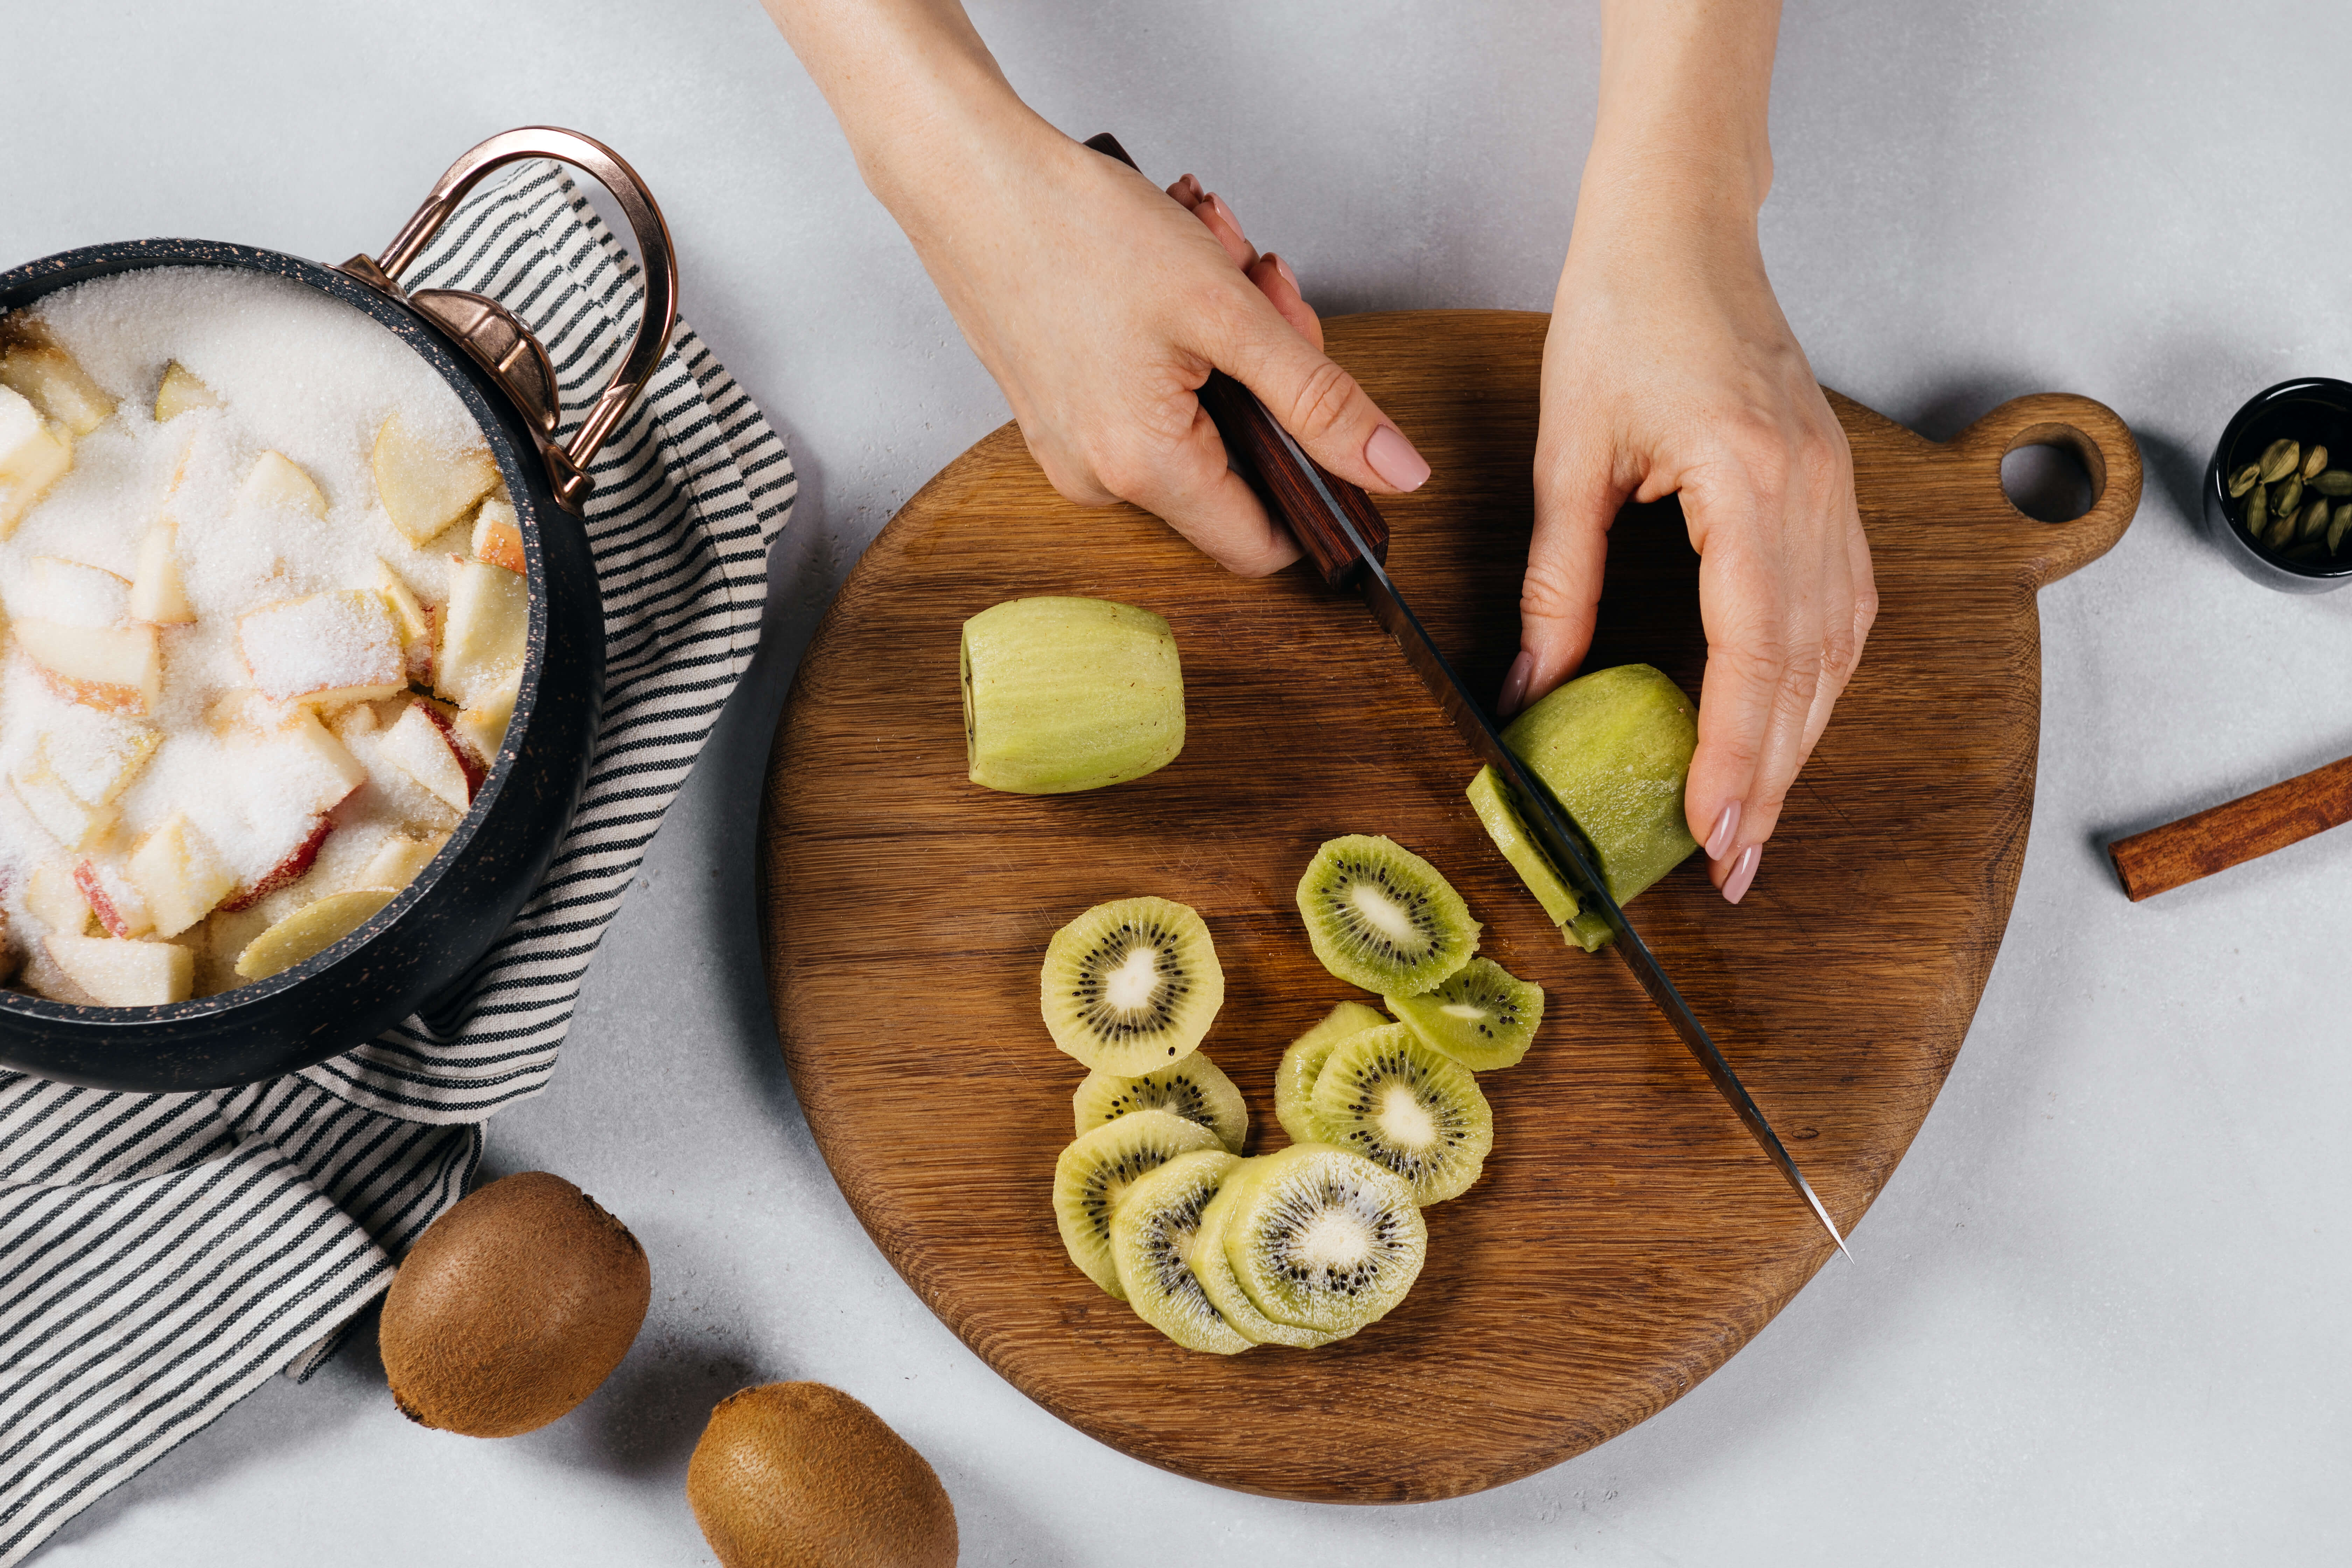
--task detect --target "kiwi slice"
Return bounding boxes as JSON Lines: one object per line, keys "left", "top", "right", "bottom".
{"left": 1073, "top": 1050, "right": 1247, "bottom": 1153}
{"left": 1108, "top": 1149, "right": 1254, "bottom": 1354}
{"left": 961, "top": 596, "right": 1185, "bottom": 794}
{"left": 1464, "top": 766, "right": 1580, "bottom": 926}
{"left": 1308, "top": 1023, "right": 1493, "bottom": 1205}
{"left": 1053, "top": 1108, "right": 1223, "bottom": 1298}
{"left": 1189, "top": 1160, "right": 1341, "bottom": 1349}
{"left": 1220, "top": 1143, "right": 1427, "bottom": 1338}
{"left": 1385, "top": 957, "right": 1545, "bottom": 1072}
{"left": 1294, "top": 835, "right": 1479, "bottom": 998}
{"left": 1040, "top": 896, "right": 1225, "bottom": 1073}
{"left": 1273, "top": 1001, "right": 1388, "bottom": 1144}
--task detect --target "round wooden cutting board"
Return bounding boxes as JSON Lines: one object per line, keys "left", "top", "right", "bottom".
{"left": 758, "top": 311, "right": 2139, "bottom": 1502}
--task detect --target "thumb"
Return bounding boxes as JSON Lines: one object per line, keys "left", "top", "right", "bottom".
{"left": 1508, "top": 434, "right": 1625, "bottom": 718}
{"left": 1202, "top": 290, "right": 1432, "bottom": 497}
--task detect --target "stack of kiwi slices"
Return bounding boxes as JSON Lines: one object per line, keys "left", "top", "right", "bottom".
{"left": 1037, "top": 836, "right": 1545, "bottom": 1357}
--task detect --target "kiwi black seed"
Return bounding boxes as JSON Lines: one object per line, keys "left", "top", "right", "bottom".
{"left": 1220, "top": 1143, "right": 1427, "bottom": 1339}
{"left": 1294, "top": 835, "right": 1479, "bottom": 997}
{"left": 1072, "top": 1049, "right": 1248, "bottom": 1153}
{"left": 1386, "top": 956, "right": 1546, "bottom": 1071}
{"left": 1309, "top": 1023, "right": 1494, "bottom": 1205}
{"left": 687, "top": 1381, "right": 956, "bottom": 1568}
{"left": 1051, "top": 1107, "right": 1223, "bottom": 1298}
{"left": 1108, "top": 1149, "right": 1254, "bottom": 1354}
{"left": 1040, "top": 895, "right": 1225, "bottom": 1073}
{"left": 378, "top": 1171, "right": 650, "bottom": 1438}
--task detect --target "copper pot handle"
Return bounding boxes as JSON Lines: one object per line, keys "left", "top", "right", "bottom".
{"left": 340, "top": 126, "right": 680, "bottom": 514}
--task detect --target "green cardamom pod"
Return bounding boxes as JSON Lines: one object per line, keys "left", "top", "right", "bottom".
{"left": 2304, "top": 496, "right": 2333, "bottom": 540}
{"left": 2331, "top": 506, "right": 2352, "bottom": 554}
{"left": 2247, "top": 486, "right": 2269, "bottom": 533}
{"left": 2305, "top": 443, "right": 2330, "bottom": 480}
{"left": 2260, "top": 438, "right": 2302, "bottom": 482}
{"left": 2311, "top": 469, "right": 2352, "bottom": 497}
{"left": 2275, "top": 474, "right": 2305, "bottom": 517}
{"left": 2266, "top": 507, "right": 2298, "bottom": 548}
{"left": 2229, "top": 463, "right": 2263, "bottom": 497}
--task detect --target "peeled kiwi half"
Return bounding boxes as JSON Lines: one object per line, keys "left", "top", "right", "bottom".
{"left": 1108, "top": 1148, "right": 1254, "bottom": 1354}
{"left": 1052, "top": 1107, "right": 1222, "bottom": 1298}
{"left": 1220, "top": 1143, "right": 1427, "bottom": 1339}
{"left": 1309, "top": 1023, "right": 1493, "bottom": 1205}
{"left": 1386, "top": 957, "right": 1545, "bottom": 1072}
{"left": 961, "top": 596, "right": 1184, "bottom": 794}
{"left": 1273, "top": 1000, "right": 1388, "bottom": 1144}
{"left": 1189, "top": 1158, "right": 1342, "bottom": 1349}
{"left": 1074, "top": 1049, "right": 1248, "bottom": 1153}
{"left": 1041, "top": 895, "right": 1225, "bottom": 1072}
{"left": 1294, "top": 835, "right": 1479, "bottom": 997}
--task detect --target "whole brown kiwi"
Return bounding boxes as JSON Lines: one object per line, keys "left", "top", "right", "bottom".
{"left": 378, "top": 1170, "right": 650, "bottom": 1438}
{"left": 687, "top": 1382, "right": 957, "bottom": 1568}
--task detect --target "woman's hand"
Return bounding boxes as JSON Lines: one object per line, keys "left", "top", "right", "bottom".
{"left": 1512, "top": 0, "right": 1876, "bottom": 905}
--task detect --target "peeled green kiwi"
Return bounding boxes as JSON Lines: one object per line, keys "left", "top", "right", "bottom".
{"left": 1309, "top": 1023, "right": 1493, "bottom": 1205}
{"left": 1294, "top": 835, "right": 1479, "bottom": 997}
{"left": 1040, "top": 896, "right": 1225, "bottom": 1072}
{"left": 1273, "top": 1001, "right": 1388, "bottom": 1144}
{"left": 1108, "top": 1149, "right": 1254, "bottom": 1354}
{"left": 1220, "top": 1143, "right": 1427, "bottom": 1339}
{"left": 687, "top": 1381, "right": 956, "bottom": 1568}
{"left": 1052, "top": 1108, "right": 1222, "bottom": 1298}
{"left": 961, "top": 596, "right": 1185, "bottom": 794}
{"left": 1386, "top": 957, "right": 1545, "bottom": 1072}
{"left": 1188, "top": 1159, "right": 1342, "bottom": 1349}
{"left": 378, "top": 1171, "right": 650, "bottom": 1438}
{"left": 1073, "top": 1049, "right": 1247, "bottom": 1153}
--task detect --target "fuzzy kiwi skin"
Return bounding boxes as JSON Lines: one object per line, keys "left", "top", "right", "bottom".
{"left": 378, "top": 1171, "right": 650, "bottom": 1438}
{"left": 688, "top": 1382, "right": 956, "bottom": 1568}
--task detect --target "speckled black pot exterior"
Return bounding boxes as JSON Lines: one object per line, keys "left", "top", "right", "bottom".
{"left": 0, "top": 240, "right": 604, "bottom": 1091}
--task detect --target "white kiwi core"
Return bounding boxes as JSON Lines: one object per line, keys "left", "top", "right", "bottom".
{"left": 1374, "top": 1084, "right": 1438, "bottom": 1150}
{"left": 1292, "top": 1207, "right": 1376, "bottom": 1271}
{"left": 1104, "top": 945, "right": 1161, "bottom": 1010}
{"left": 1438, "top": 1002, "right": 1488, "bottom": 1022}
{"left": 1347, "top": 883, "right": 1418, "bottom": 944}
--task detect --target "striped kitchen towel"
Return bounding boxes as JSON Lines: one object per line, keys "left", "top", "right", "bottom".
{"left": 0, "top": 159, "right": 795, "bottom": 1563}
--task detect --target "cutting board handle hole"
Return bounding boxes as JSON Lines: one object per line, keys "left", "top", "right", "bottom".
{"left": 1999, "top": 425, "right": 2105, "bottom": 523}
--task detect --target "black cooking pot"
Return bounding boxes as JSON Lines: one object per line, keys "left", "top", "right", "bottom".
{"left": 0, "top": 128, "right": 678, "bottom": 1093}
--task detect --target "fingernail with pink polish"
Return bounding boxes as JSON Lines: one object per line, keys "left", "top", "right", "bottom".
{"left": 1365, "top": 425, "right": 1430, "bottom": 491}
{"left": 1204, "top": 192, "right": 1241, "bottom": 231}
{"left": 1272, "top": 253, "right": 1299, "bottom": 291}
{"left": 1705, "top": 802, "right": 1741, "bottom": 862}
{"left": 1721, "top": 844, "right": 1761, "bottom": 905}
{"left": 1498, "top": 650, "right": 1534, "bottom": 718}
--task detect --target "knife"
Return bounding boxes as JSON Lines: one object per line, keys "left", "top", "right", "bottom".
{"left": 1085, "top": 133, "right": 1849, "bottom": 1256}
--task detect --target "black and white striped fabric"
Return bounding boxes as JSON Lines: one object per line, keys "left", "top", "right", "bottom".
{"left": 0, "top": 161, "right": 793, "bottom": 1563}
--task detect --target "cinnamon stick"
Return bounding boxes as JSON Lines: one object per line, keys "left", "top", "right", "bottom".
{"left": 2108, "top": 753, "right": 2352, "bottom": 900}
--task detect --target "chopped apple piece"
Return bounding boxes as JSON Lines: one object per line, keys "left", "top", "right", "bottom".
{"left": 234, "top": 887, "right": 394, "bottom": 981}
{"left": 270, "top": 709, "right": 370, "bottom": 811}
{"left": 435, "top": 558, "right": 528, "bottom": 709}
{"left": 129, "top": 520, "right": 195, "bottom": 623}
{"left": 469, "top": 499, "right": 526, "bottom": 573}
{"left": 26, "top": 860, "right": 95, "bottom": 936}
{"left": 75, "top": 859, "right": 154, "bottom": 939}
{"left": 153, "top": 362, "right": 221, "bottom": 422}
{"left": 127, "top": 814, "right": 237, "bottom": 938}
{"left": 219, "top": 816, "right": 333, "bottom": 912}
{"left": 237, "top": 589, "right": 404, "bottom": 707}
{"left": 373, "top": 413, "right": 499, "bottom": 544}
{"left": 0, "top": 385, "right": 72, "bottom": 538}
{"left": 7, "top": 744, "right": 117, "bottom": 851}
{"left": 372, "top": 558, "right": 437, "bottom": 683}
{"left": 357, "top": 831, "right": 448, "bottom": 892}
{"left": 238, "top": 450, "right": 328, "bottom": 518}
{"left": 36, "top": 720, "right": 158, "bottom": 806}
{"left": 0, "top": 341, "right": 115, "bottom": 436}
{"left": 47, "top": 933, "right": 194, "bottom": 1006}
{"left": 18, "top": 941, "right": 96, "bottom": 1004}
{"left": 14, "top": 618, "right": 162, "bottom": 714}
{"left": 378, "top": 701, "right": 474, "bottom": 812}
{"left": 18, "top": 555, "right": 132, "bottom": 627}
{"left": 451, "top": 666, "right": 520, "bottom": 770}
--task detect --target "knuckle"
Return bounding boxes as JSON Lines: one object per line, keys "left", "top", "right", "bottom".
{"left": 1517, "top": 554, "right": 1586, "bottom": 623}
{"left": 1282, "top": 357, "right": 1362, "bottom": 444}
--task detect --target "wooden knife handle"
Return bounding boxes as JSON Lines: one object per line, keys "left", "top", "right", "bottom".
{"left": 1084, "top": 132, "right": 1391, "bottom": 588}
{"left": 2107, "top": 752, "right": 2352, "bottom": 901}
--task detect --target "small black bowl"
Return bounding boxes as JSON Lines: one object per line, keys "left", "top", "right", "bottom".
{"left": 2205, "top": 377, "right": 2352, "bottom": 593}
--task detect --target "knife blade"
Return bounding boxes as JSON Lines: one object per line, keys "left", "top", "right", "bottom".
{"left": 1082, "top": 132, "right": 1849, "bottom": 1256}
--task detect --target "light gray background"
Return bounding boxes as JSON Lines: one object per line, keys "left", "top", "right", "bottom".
{"left": 7, "top": 0, "right": 2347, "bottom": 1562}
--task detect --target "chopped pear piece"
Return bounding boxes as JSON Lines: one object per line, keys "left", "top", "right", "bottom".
{"left": 75, "top": 859, "right": 154, "bottom": 938}
{"left": 18, "top": 555, "right": 132, "bottom": 627}
{"left": 0, "top": 385, "right": 72, "bottom": 537}
{"left": 0, "top": 341, "right": 115, "bottom": 436}
{"left": 435, "top": 558, "right": 528, "bottom": 708}
{"left": 128, "top": 814, "right": 238, "bottom": 938}
{"left": 129, "top": 520, "right": 195, "bottom": 623}
{"left": 357, "top": 832, "right": 448, "bottom": 892}
{"left": 14, "top": 618, "right": 162, "bottom": 715}
{"left": 7, "top": 744, "right": 118, "bottom": 851}
{"left": 377, "top": 701, "right": 474, "bottom": 812}
{"left": 238, "top": 450, "right": 327, "bottom": 518}
{"left": 153, "top": 362, "right": 221, "bottom": 422}
{"left": 25, "top": 860, "right": 95, "bottom": 936}
{"left": 373, "top": 412, "right": 498, "bottom": 544}
{"left": 452, "top": 667, "right": 521, "bottom": 769}
{"left": 469, "top": 498, "right": 526, "bottom": 573}
{"left": 46, "top": 933, "right": 194, "bottom": 1006}
{"left": 237, "top": 589, "right": 404, "bottom": 707}
{"left": 234, "top": 887, "right": 395, "bottom": 981}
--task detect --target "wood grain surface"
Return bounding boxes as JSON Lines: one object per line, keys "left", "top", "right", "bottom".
{"left": 758, "top": 310, "right": 2141, "bottom": 1503}
{"left": 2107, "top": 751, "right": 2352, "bottom": 899}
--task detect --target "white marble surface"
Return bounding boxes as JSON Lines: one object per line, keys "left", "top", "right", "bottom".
{"left": 8, "top": 0, "right": 2350, "bottom": 1562}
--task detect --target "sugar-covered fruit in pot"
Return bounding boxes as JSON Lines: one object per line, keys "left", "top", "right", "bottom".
{"left": 0, "top": 272, "right": 532, "bottom": 1004}
{"left": 377, "top": 1171, "right": 650, "bottom": 1438}
{"left": 687, "top": 1381, "right": 957, "bottom": 1568}
{"left": 960, "top": 595, "right": 1184, "bottom": 793}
